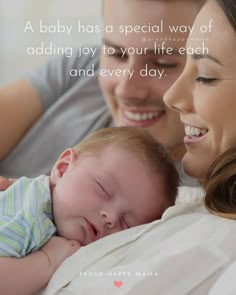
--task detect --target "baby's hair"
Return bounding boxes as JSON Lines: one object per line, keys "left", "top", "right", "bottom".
{"left": 73, "top": 127, "right": 179, "bottom": 208}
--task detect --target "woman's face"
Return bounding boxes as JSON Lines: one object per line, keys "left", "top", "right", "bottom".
{"left": 164, "top": 0, "right": 236, "bottom": 180}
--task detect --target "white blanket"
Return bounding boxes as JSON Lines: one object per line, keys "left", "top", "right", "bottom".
{"left": 40, "top": 187, "right": 236, "bottom": 295}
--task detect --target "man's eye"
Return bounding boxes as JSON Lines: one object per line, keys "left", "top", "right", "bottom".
{"left": 196, "top": 76, "right": 218, "bottom": 85}
{"left": 105, "top": 50, "right": 125, "bottom": 59}
{"left": 112, "top": 52, "right": 124, "bottom": 58}
{"left": 155, "top": 61, "right": 177, "bottom": 68}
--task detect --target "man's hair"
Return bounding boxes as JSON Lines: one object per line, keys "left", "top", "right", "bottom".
{"left": 101, "top": 0, "right": 204, "bottom": 24}
{"left": 73, "top": 127, "right": 179, "bottom": 207}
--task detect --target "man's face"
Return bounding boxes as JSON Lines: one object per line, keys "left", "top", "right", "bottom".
{"left": 99, "top": 0, "right": 200, "bottom": 160}
{"left": 52, "top": 146, "right": 165, "bottom": 246}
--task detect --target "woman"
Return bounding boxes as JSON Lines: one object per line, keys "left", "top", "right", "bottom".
{"left": 164, "top": 0, "right": 236, "bottom": 219}
{"left": 40, "top": 2, "right": 236, "bottom": 294}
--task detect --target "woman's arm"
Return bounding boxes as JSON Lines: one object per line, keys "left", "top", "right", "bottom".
{"left": 0, "top": 80, "right": 43, "bottom": 160}
{"left": 0, "top": 236, "right": 80, "bottom": 295}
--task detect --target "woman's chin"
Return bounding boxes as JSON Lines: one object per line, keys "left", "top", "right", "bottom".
{"left": 182, "top": 154, "right": 207, "bottom": 181}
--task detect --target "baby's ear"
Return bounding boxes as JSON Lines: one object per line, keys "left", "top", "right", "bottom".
{"left": 50, "top": 148, "right": 78, "bottom": 185}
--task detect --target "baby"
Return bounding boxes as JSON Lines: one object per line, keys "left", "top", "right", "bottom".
{"left": 0, "top": 126, "right": 179, "bottom": 294}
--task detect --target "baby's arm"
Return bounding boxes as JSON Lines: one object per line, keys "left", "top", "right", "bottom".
{"left": 0, "top": 236, "right": 80, "bottom": 295}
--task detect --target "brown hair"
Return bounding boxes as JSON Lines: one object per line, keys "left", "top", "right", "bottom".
{"left": 203, "top": 0, "right": 236, "bottom": 219}
{"left": 73, "top": 127, "right": 179, "bottom": 207}
{"left": 204, "top": 148, "right": 236, "bottom": 219}
{"left": 215, "top": 0, "right": 236, "bottom": 31}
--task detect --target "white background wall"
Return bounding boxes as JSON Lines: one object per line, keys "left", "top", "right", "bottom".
{"left": 0, "top": 0, "right": 102, "bottom": 86}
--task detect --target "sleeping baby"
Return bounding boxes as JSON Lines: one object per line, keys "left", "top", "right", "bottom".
{"left": 0, "top": 126, "right": 179, "bottom": 294}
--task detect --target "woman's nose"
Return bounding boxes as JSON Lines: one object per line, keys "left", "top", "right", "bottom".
{"left": 164, "top": 73, "right": 193, "bottom": 114}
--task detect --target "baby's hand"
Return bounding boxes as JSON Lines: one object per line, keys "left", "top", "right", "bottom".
{"left": 40, "top": 236, "right": 81, "bottom": 272}
{"left": 0, "top": 176, "right": 16, "bottom": 191}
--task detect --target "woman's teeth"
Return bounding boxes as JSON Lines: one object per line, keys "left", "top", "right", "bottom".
{"left": 124, "top": 110, "right": 162, "bottom": 121}
{"left": 185, "top": 125, "right": 208, "bottom": 138}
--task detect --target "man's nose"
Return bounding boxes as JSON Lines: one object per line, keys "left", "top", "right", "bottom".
{"left": 115, "top": 62, "right": 150, "bottom": 102}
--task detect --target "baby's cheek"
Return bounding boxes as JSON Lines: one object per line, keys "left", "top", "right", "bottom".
{"left": 58, "top": 217, "right": 85, "bottom": 245}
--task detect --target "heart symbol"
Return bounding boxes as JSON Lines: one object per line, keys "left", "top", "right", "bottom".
{"left": 113, "top": 280, "right": 123, "bottom": 288}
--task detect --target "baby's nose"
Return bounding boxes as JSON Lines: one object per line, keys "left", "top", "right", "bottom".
{"left": 101, "top": 209, "right": 122, "bottom": 233}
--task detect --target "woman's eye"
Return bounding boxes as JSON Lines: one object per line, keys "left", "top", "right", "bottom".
{"left": 196, "top": 76, "right": 218, "bottom": 85}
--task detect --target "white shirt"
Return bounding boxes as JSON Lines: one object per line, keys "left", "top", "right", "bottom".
{"left": 41, "top": 187, "right": 236, "bottom": 295}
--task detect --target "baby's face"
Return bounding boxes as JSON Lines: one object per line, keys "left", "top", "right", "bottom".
{"left": 52, "top": 145, "right": 166, "bottom": 246}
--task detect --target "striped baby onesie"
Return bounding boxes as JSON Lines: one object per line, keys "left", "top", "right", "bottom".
{"left": 0, "top": 175, "right": 56, "bottom": 257}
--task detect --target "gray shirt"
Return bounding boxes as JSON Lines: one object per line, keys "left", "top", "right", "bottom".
{"left": 0, "top": 49, "right": 112, "bottom": 177}
{"left": 0, "top": 48, "right": 197, "bottom": 186}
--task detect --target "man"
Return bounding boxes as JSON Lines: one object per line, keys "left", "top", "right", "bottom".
{"left": 0, "top": 0, "right": 200, "bottom": 185}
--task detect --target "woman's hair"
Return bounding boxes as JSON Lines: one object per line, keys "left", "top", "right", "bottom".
{"left": 100, "top": 0, "right": 236, "bottom": 218}
{"left": 204, "top": 148, "right": 236, "bottom": 219}
{"left": 73, "top": 126, "right": 180, "bottom": 206}
{"left": 203, "top": 1, "right": 236, "bottom": 218}
{"left": 216, "top": 0, "right": 236, "bottom": 30}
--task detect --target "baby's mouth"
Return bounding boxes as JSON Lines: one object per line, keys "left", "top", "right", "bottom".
{"left": 91, "top": 223, "right": 97, "bottom": 236}
{"left": 84, "top": 219, "right": 98, "bottom": 242}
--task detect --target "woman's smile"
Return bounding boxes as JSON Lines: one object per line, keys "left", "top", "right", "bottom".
{"left": 184, "top": 124, "right": 208, "bottom": 144}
